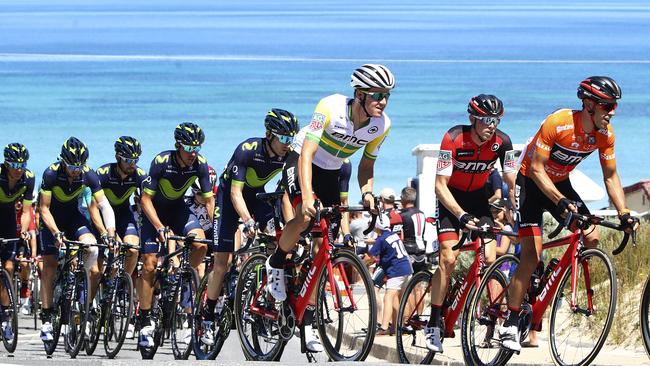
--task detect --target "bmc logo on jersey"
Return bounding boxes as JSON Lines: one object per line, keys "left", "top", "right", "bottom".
{"left": 331, "top": 132, "right": 368, "bottom": 145}
{"left": 454, "top": 159, "right": 496, "bottom": 173}
{"left": 550, "top": 144, "right": 592, "bottom": 166}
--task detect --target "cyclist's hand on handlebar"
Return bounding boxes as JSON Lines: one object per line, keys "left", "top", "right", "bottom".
{"left": 157, "top": 227, "right": 172, "bottom": 243}
{"left": 301, "top": 196, "right": 317, "bottom": 218}
{"left": 619, "top": 211, "right": 640, "bottom": 234}
{"left": 343, "top": 233, "right": 356, "bottom": 248}
{"left": 362, "top": 192, "right": 377, "bottom": 214}
{"left": 20, "top": 230, "right": 31, "bottom": 241}
{"left": 54, "top": 231, "right": 65, "bottom": 248}
{"left": 556, "top": 197, "right": 578, "bottom": 218}
{"left": 459, "top": 213, "right": 479, "bottom": 230}
{"left": 243, "top": 219, "right": 257, "bottom": 238}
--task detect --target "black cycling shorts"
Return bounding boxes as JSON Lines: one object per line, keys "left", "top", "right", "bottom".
{"left": 282, "top": 150, "right": 341, "bottom": 208}
{"left": 436, "top": 187, "right": 493, "bottom": 242}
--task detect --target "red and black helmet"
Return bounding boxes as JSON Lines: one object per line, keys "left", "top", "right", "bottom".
{"left": 467, "top": 94, "right": 504, "bottom": 117}
{"left": 577, "top": 76, "right": 621, "bottom": 103}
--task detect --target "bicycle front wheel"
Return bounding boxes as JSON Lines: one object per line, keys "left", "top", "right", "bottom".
{"left": 104, "top": 272, "right": 134, "bottom": 359}
{"left": 462, "top": 254, "right": 516, "bottom": 366}
{"left": 316, "top": 249, "right": 376, "bottom": 361}
{"left": 395, "top": 270, "right": 435, "bottom": 364}
{"left": 171, "top": 268, "right": 199, "bottom": 360}
{"left": 548, "top": 248, "right": 616, "bottom": 366}
{"left": 65, "top": 270, "right": 90, "bottom": 358}
{"left": 85, "top": 281, "right": 105, "bottom": 355}
{"left": 641, "top": 275, "right": 650, "bottom": 358}
{"left": 0, "top": 269, "right": 18, "bottom": 353}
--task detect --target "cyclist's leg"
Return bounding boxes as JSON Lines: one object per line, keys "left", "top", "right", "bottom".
{"left": 138, "top": 214, "right": 161, "bottom": 343}
{"left": 176, "top": 204, "right": 207, "bottom": 271}
{"left": 118, "top": 209, "right": 140, "bottom": 276}
{"left": 75, "top": 216, "right": 100, "bottom": 301}
{"left": 37, "top": 227, "right": 59, "bottom": 338}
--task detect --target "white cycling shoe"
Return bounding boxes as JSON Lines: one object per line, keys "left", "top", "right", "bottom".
{"left": 265, "top": 258, "right": 287, "bottom": 302}
{"left": 498, "top": 325, "right": 521, "bottom": 352}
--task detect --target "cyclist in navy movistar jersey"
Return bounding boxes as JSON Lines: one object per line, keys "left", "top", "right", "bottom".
{"left": 197, "top": 109, "right": 298, "bottom": 347}
{"left": 0, "top": 143, "right": 35, "bottom": 339}
{"left": 96, "top": 136, "right": 146, "bottom": 277}
{"left": 38, "top": 137, "right": 116, "bottom": 341}
{"left": 138, "top": 122, "right": 214, "bottom": 348}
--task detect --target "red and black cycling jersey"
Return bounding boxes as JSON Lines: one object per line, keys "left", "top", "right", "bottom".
{"left": 436, "top": 125, "right": 516, "bottom": 192}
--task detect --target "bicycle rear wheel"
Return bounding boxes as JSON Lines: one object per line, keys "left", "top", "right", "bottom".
{"left": 548, "top": 248, "right": 616, "bottom": 366}
{"left": 0, "top": 269, "right": 19, "bottom": 353}
{"left": 193, "top": 270, "right": 231, "bottom": 360}
{"left": 85, "top": 282, "right": 105, "bottom": 355}
{"left": 104, "top": 272, "right": 134, "bottom": 359}
{"left": 316, "top": 249, "right": 376, "bottom": 361}
{"left": 171, "top": 268, "right": 198, "bottom": 360}
{"left": 395, "top": 270, "right": 435, "bottom": 364}
{"left": 138, "top": 300, "right": 163, "bottom": 359}
{"left": 461, "top": 254, "right": 516, "bottom": 366}
{"left": 641, "top": 275, "right": 650, "bottom": 358}
{"left": 44, "top": 276, "right": 64, "bottom": 355}
{"left": 32, "top": 273, "right": 40, "bottom": 330}
{"left": 234, "top": 253, "right": 286, "bottom": 361}
{"left": 65, "top": 270, "right": 90, "bottom": 358}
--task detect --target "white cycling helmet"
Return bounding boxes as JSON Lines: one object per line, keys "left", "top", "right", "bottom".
{"left": 350, "top": 64, "right": 395, "bottom": 90}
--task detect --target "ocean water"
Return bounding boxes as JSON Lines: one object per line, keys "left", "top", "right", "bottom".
{"left": 1, "top": 1, "right": 649, "bottom": 208}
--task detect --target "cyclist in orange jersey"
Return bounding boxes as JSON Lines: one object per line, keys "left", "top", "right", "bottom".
{"left": 499, "top": 76, "right": 640, "bottom": 351}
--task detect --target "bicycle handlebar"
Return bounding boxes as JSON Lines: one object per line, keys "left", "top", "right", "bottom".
{"left": 302, "top": 198, "right": 379, "bottom": 237}
{"left": 0, "top": 237, "right": 22, "bottom": 246}
{"left": 61, "top": 238, "right": 108, "bottom": 250}
{"left": 450, "top": 226, "right": 518, "bottom": 251}
{"left": 547, "top": 212, "right": 633, "bottom": 255}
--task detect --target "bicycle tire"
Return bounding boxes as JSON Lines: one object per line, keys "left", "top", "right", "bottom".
{"left": 316, "top": 249, "right": 376, "bottom": 361}
{"left": 171, "top": 268, "right": 198, "bottom": 360}
{"left": 395, "top": 270, "right": 435, "bottom": 364}
{"left": 104, "top": 272, "right": 134, "bottom": 359}
{"left": 0, "top": 269, "right": 19, "bottom": 352}
{"left": 234, "top": 253, "right": 286, "bottom": 361}
{"left": 461, "top": 254, "right": 515, "bottom": 366}
{"left": 44, "top": 273, "right": 64, "bottom": 356}
{"left": 640, "top": 275, "right": 650, "bottom": 358}
{"left": 32, "top": 274, "right": 40, "bottom": 330}
{"left": 138, "top": 300, "right": 163, "bottom": 359}
{"left": 192, "top": 270, "right": 228, "bottom": 360}
{"left": 548, "top": 248, "right": 616, "bottom": 366}
{"left": 85, "top": 281, "right": 105, "bottom": 355}
{"left": 65, "top": 269, "right": 90, "bottom": 358}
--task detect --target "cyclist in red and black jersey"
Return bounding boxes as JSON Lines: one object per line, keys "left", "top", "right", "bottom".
{"left": 423, "top": 94, "right": 517, "bottom": 352}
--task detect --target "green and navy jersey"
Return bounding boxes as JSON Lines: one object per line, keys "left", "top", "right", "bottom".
{"left": 96, "top": 163, "right": 147, "bottom": 211}
{"left": 291, "top": 94, "right": 391, "bottom": 170}
{"left": 39, "top": 162, "right": 104, "bottom": 212}
{"left": 142, "top": 150, "right": 213, "bottom": 207}
{"left": 0, "top": 165, "right": 35, "bottom": 209}
{"left": 220, "top": 137, "right": 286, "bottom": 192}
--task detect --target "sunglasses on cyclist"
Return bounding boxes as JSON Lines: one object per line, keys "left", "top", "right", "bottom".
{"left": 360, "top": 90, "right": 391, "bottom": 102}
{"left": 597, "top": 101, "right": 617, "bottom": 112}
{"left": 273, "top": 133, "right": 293, "bottom": 145}
{"left": 180, "top": 143, "right": 201, "bottom": 153}
{"left": 119, "top": 156, "right": 139, "bottom": 165}
{"left": 5, "top": 161, "right": 27, "bottom": 170}
{"left": 65, "top": 163, "right": 84, "bottom": 172}
{"left": 474, "top": 116, "right": 500, "bottom": 126}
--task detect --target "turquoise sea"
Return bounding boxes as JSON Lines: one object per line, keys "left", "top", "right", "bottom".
{"left": 1, "top": 1, "right": 649, "bottom": 208}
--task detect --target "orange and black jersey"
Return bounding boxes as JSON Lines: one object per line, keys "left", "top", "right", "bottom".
{"left": 436, "top": 125, "right": 516, "bottom": 192}
{"left": 519, "top": 109, "right": 616, "bottom": 183}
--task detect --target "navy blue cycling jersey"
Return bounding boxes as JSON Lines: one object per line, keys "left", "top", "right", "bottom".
{"left": 0, "top": 165, "right": 36, "bottom": 209}
{"left": 220, "top": 138, "right": 286, "bottom": 192}
{"left": 40, "top": 162, "right": 103, "bottom": 213}
{"left": 142, "top": 150, "right": 212, "bottom": 208}
{"left": 96, "top": 163, "right": 147, "bottom": 211}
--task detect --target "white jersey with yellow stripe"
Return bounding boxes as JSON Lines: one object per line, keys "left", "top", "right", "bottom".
{"left": 291, "top": 94, "right": 391, "bottom": 170}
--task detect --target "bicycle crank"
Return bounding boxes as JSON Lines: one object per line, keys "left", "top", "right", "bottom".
{"left": 278, "top": 302, "right": 295, "bottom": 341}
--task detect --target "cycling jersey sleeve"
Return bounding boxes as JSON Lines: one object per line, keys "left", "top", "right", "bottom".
{"left": 339, "top": 159, "right": 352, "bottom": 198}
{"left": 135, "top": 167, "right": 147, "bottom": 196}
{"left": 196, "top": 156, "right": 214, "bottom": 197}
{"left": 22, "top": 169, "right": 36, "bottom": 203}
{"left": 304, "top": 99, "right": 330, "bottom": 144}
{"left": 598, "top": 129, "right": 616, "bottom": 167}
{"left": 142, "top": 157, "right": 162, "bottom": 196}
{"left": 436, "top": 131, "right": 455, "bottom": 177}
{"left": 229, "top": 143, "right": 253, "bottom": 189}
{"left": 363, "top": 119, "right": 390, "bottom": 160}
{"left": 39, "top": 165, "right": 57, "bottom": 197}
{"left": 497, "top": 132, "right": 517, "bottom": 174}
{"left": 84, "top": 168, "right": 104, "bottom": 197}
{"left": 533, "top": 118, "right": 557, "bottom": 159}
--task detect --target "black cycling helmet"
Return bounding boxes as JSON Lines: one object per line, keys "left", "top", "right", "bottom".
{"left": 174, "top": 122, "right": 205, "bottom": 146}
{"left": 60, "top": 136, "right": 89, "bottom": 166}
{"left": 114, "top": 136, "right": 142, "bottom": 159}
{"left": 264, "top": 109, "right": 299, "bottom": 136}
{"left": 4, "top": 143, "right": 29, "bottom": 163}
{"left": 577, "top": 76, "right": 621, "bottom": 103}
{"left": 467, "top": 94, "right": 504, "bottom": 117}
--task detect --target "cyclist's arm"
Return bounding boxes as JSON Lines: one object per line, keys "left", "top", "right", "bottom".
{"left": 299, "top": 138, "right": 318, "bottom": 202}
{"left": 230, "top": 183, "right": 253, "bottom": 222}
{"left": 340, "top": 195, "right": 350, "bottom": 236}
{"left": 38, "top": 192, "right": 60, "bottom": 235}
{"left": 88, "top": 197, "right": 107, "bottom": 235}
{"left": 601, "top": 162, "right": 627, "bottom": 213}
{"left": 502, "top": 172, "right": 516, "bottom": 207}
{"left": 357, "top": 156, "right": 375, "bottom": 198}
{"left": 141, "top": 191, "right": 164, "bottom": 231}
{"left": 434, "top": 174, "right": 465, "bottom": 219}
{"left": 205, "top": 195, "right": 215, "bottom": 222}
{"left": 93, "top": 191, "right": 116, "bottom": 238}
{"left": 529, "top": 152, "right": 565, "bottom": 204}
{"left": 20, "top": 201, "right": 32, "bottom": 234}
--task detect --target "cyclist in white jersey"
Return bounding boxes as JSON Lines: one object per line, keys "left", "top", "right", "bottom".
{"left": 266, "top": 64, "right": 396, "bottom": 304}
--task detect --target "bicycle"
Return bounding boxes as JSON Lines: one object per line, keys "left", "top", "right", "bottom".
{"left": 0, "top": 238, "right": 20, "bottom": 353}
{"left": 464, "top": 212, "right": 631, "bottom": 366}
{"left": 138, "top": 232, "right": 211, "bottom": 360}
{"left": 394, "top": 225, "right": 516, "bottom": 364}
{"left": 235, "top": 200, "right": 378, "bottom": 361}
{"left": 14, "top": 255, "right": 41, "bottom": 330}
{"left": 84, "top": 240, "right": 138, "bottom": 358}
{"left": 42, "top": 238, "right": 105, "bottom": 358}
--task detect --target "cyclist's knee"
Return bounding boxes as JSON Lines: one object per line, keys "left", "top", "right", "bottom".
{"left": 142, "top": 254, "right": 157, "bottom": 274}
{"left": 438, "top": 251, "right": 457, "bottom": 271}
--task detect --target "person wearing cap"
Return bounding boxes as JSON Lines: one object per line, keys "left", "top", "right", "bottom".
{"left": 399, "top": 187, "right": 427, "bottom": 273}
{"left": 368, "top": 213, "right": 413, "bottom": 336}
{"left": 379, "top": 187, "right": 398, "bottom": 212}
